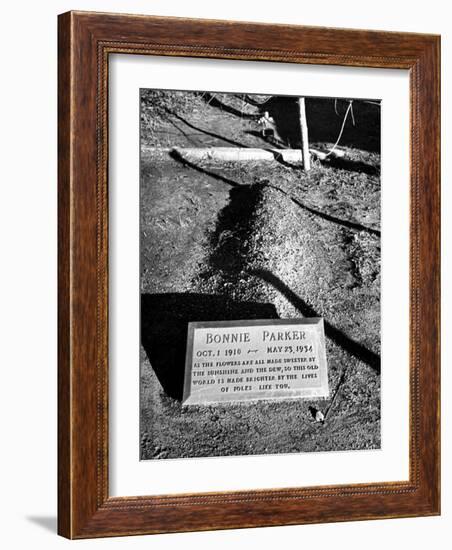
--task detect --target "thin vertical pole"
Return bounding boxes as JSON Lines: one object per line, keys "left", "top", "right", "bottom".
{"left": 298, "top": 97, "right": 311, "bottom": 171}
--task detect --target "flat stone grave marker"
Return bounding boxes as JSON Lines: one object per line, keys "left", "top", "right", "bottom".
{"left": 182, "top": 318, "right": 329, "bottom": 406}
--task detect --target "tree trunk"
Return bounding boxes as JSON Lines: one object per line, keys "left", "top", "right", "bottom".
{"left": 298, "top": 97, "right": 311, "bottom": 171}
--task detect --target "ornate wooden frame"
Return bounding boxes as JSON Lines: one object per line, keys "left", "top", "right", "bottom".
{"left": 58, "top": 10, "right": 440, "bottom": 538}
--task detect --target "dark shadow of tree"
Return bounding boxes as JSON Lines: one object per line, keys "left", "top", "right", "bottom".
{"left": 319, "top": 156, "right": 380, "bottom": 176}
{"left": 248, "top": 268, "right": 381, "bottom": 374}
{"left": 306, "top": 98, "right": 381, "bottom": 153}
{"left": 169, "top": 149, "right": 239, "bottom": 187}
{"left": 201, "top": 92, "right": 259, "bottom": 120}
{"left": 203, "top": 93, "right": 381, "bottom": 154}
{"left": 167, "top": 110, "right": 250, "bottom": 148}
{"left": 141, "top": 293, "right": 279, "bottom": 400}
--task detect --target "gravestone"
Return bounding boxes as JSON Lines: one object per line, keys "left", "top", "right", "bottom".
{"left": 182, "top": 318, "right": 329, "bottom": 406}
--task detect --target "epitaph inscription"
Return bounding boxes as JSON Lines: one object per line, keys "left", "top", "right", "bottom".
{"left": 182, "top": 318, "right": 329, "bottom": 405}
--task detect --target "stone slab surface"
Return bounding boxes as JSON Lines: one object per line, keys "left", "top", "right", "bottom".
{"left": 182, "top": 318, "right": 329, "bottom": 405}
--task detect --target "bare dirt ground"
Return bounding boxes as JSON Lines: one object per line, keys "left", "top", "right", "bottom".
{"left": 140, "top": 92, "right": 381, "bottom": 459}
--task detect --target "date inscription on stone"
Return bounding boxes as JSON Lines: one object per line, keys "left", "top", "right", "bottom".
{"left": 182, "top": 318, "right": 329, "bottom": 406}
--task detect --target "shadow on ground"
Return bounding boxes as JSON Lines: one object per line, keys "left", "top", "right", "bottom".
{"left": 168, "top": 110, "right": 250, "bottom": 148}
{"left": 203, "top": 93, "right": 381, "bottom": 153}
{"left": 141, "top": 293, "right": 278, "bottom": 400}
{"left": 249, "top": 268, "right": 381, "bottom": 374}
{"left": 320, "top": 155, "right": 379, "bottom": 175}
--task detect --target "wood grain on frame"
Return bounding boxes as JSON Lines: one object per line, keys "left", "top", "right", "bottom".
{"left": 58, "top": 10, "right": 440, "bottom": 539}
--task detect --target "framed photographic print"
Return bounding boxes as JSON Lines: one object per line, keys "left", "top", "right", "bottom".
{"left": 58, "top": 11, "right": 440, "bottom": 538}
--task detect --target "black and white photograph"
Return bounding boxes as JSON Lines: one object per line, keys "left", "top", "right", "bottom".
{"left": 1, "top": 0, "right": 445, "bottom": 545}
{"left": 140, "top": 89, "right": 381, "bottom": 460}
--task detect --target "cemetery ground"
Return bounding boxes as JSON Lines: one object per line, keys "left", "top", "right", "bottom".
{"left": 140, "top": 92, "right": 381, "bottom": 459}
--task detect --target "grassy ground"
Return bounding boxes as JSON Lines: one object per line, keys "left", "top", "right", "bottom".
{"left": 140, "top": 92, "right": 381, "bottom": 459}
